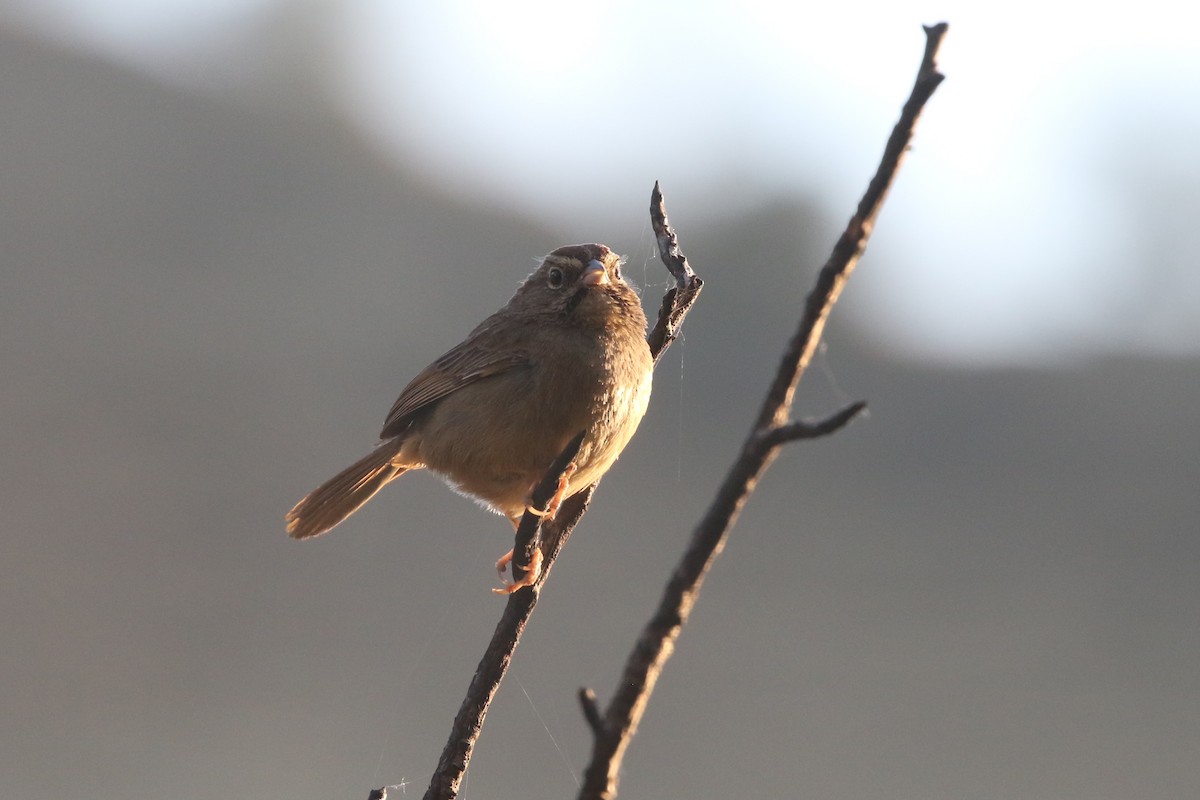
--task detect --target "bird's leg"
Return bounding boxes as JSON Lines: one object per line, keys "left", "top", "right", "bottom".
{"left": 492, "top": 461, "right": 577, "bottom": 594}
{"left": 494, "top": 515, "right": 525, "bottom": 582}
{"left": 517, "top": 461, "right": 578, "bottom": 523}
{"left": 544, "top": 462, "right": 577, "bottom": 520}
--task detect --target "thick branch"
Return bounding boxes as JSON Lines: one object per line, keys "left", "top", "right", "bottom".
{"left": 419, "top": 479, "right": 593, "bottom": 800}
{"left": 577, "top": 23, "right": 947, "bottom": 800}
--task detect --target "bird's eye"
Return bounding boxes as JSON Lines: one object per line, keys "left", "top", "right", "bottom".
{"left": 547, "top": 267, "right": 565, "bottom": 288}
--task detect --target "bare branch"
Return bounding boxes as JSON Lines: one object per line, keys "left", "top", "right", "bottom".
{"left": 421, "top": 577, "right": 537, "bottom": 800}
{"left": 418, "top": 197, "right": 703, "bottom": 800}
{"left": 578, "top": 687, "right": 605, "bottom": 737}
{"left": 578, "top": 24, "right": 947, "bottom": 800}
{"left": 758, "top": 401, "right": 868, "bottom": 448}
{"left": 650, "top": 180, "right": 697, "bottom": 289}
{"left": 368, "top": 781, "right": 410, "bottom": 800}
{"left": 646, "top": 182, "right": 704, "bottom": 364}
{"left": 755, "top": 22, "right": 946, "bottom": 432}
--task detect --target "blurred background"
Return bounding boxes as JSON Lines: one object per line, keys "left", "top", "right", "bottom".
{"left": 3, "top": 2, "right": 1197, "bottom": 799}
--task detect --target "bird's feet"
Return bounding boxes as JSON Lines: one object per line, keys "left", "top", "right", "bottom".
{"left": 541, "top": 462, "right": 577, "bottom": 520}
{"left": 493, "top": 462, "right": 576, "bottom": 594}
{"left": 493, "top": 546, "right": 544, "bottom": 594}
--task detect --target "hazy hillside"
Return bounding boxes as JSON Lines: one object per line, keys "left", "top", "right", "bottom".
{"left": 3, "top": 27, "right": 1197, "bottom": 800}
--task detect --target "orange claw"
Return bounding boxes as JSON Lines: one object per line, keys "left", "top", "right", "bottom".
{"left": 493, "top": 546, "right": 543, "bottom": 595}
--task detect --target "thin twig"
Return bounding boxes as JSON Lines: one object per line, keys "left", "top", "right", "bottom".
{"left": 758, "top": 401, "right": 867, "bottom": 448}
{"left": 577, "top": 23, "right": 947, "bottom": 800}
{"left": 647, "top": 182, "right": 704, "bottom": 364}
{"left": 650, "top": 180, "right": 697, "bottom": 289}
{"left": 416, "top": 189, "right": 703, "bottom": 800}
{"left": 578, "top": 688, "right": 604, "bottom": 737}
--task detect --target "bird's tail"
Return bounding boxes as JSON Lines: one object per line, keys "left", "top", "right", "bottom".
{"left": 286, "top": 440, "right": 407, "bottom": 539}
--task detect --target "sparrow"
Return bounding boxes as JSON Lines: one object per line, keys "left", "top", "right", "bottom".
{"left": 286, "top": 244, "right": 653, "bottom": 591}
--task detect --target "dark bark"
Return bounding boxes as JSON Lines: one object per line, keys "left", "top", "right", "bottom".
{"left": 576, "top": 23, "right": 948, "bottom": 800}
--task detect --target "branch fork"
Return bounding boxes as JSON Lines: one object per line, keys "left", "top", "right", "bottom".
{"left": 380, "top": 21, "right": 949, "bottom": 800}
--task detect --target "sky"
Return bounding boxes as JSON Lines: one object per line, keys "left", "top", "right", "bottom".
{"left": 5, "top": 0, "right": 1199, "bottom": 364}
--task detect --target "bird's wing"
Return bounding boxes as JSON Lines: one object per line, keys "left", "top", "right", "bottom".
{"left": 379, "top": 333, "right": 531, "bottom": 439}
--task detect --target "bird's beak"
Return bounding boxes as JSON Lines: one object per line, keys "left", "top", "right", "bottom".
{"left": 582, "top": 259, "right": 609, "bottom": 287}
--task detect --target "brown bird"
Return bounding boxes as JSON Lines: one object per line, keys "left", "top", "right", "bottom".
{"left": 286, "top": 243, "right": 653, "bottom": 592}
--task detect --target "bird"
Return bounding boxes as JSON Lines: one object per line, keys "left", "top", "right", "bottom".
{"left": 286, "top": 243, "right": 653, "bottom": 592}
